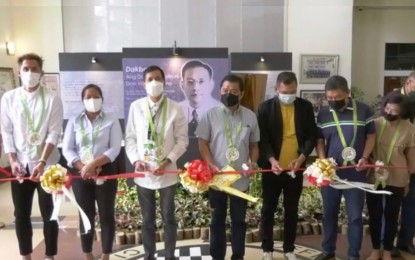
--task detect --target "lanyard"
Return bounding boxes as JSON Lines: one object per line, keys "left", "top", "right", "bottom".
{"left": 331, "top": 99, "right": 357, "bottom": 149}
{"left": 376, "top": 118, "right": 401, "bottom": 165}
{"left": 222, "top": 107, "right": 242, "bottom": 148}
{"left": 146, "top": 98, "right": 167, "bottom": 147}
{"left": 21, "top": 87, "right": 45, "bottom": 133}
{"left": 78, "top": 113, "right": 104, "bottom": 152}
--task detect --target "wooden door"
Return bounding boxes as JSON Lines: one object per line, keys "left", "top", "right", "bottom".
{"left": 384, "top": 76, "right": 406, "bottom": 95}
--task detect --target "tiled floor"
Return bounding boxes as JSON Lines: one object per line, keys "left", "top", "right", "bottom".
{"left": 0, "top": 182, "right": 413, "bottom": 260}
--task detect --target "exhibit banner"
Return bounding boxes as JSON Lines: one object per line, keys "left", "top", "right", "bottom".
{"left": 60, "top": 71, "right": 124, "bottom": 119}
{"left": 122, "top": 56, "right": 229, "bottom": 167}
{"left": 59, "top": 53, "right": 124, "bottom": 120}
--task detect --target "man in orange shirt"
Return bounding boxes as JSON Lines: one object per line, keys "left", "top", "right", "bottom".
{"left": 257, "top": 72, "right": 317, "bottom": 260}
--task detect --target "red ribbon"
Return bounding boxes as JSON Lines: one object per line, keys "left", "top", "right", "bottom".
{"left": 0, "top": 163, "right": 410, "bottom": 182}
{"left": 0, "top": 171, "right": 145, "bottom": 182}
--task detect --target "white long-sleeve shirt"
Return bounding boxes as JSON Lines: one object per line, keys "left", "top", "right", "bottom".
{"left": 1, "top": 86, "right": 63, "bottom": 167}
{"left": 125, "top": 96, "right": 188, "bottom": 189}
{"left": 62, "top": 111, "right": 122, "bottom": 168}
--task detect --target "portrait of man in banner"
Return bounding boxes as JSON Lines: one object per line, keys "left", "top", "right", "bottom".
{"left": 180, "top": 59, "right": 219, "bottom": 137}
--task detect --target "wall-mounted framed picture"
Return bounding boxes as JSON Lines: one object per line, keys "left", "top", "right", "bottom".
{"left": 42, "top": 73, "right": 60, "bottom": 94}
{"left": 300, "top": 90, "right": 328, "bottom": 117}
{"left": 0, "top": 67, "right": 16, "bottom": 95}
{"left": 300, "top": 54, "right": 339, "bottom": 84}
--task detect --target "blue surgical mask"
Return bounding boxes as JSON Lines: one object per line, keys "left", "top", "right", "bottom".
{"left": 278, "top": 93, "right": 296, "bottom": 104}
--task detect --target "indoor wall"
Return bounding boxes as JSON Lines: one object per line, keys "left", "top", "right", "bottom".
{"left": 352, "top": 0, "right": 415, "bottom": 101}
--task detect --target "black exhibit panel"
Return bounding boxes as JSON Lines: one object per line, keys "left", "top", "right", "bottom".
{"left": 230, "top": 52, "right": 292, "bottom": 71}
{"left": 59, "top": 52, "right": 122, "bottom": 71}
{"left": 58, "top": 52, "right": 127, "bottom": 173}
{"left": 122, "top": 47, "right": 228, "bottom": 59}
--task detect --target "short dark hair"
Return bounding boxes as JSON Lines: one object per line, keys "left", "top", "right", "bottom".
{"left": 17, "top": 53, "right": 44, "bottom": 69}
{"left": 81, "top": 84, "right": 103, "bottom": 100}
{"left": 143, "top": 65, "right": 165, "bottom": 81}
{"left": 276, "top": 72, "right": 297, "bottom": 85}
{"left": 325, "top": 75, "right": 349, "bottom": 92}
{"left": 220, "top": 74, "right": 244, "bottom": 92}
{"left": 382, "top": 91, "right": 411, "bottom": 119}
{"left": 181, "top": 60, "right": 213, "bottom": 79}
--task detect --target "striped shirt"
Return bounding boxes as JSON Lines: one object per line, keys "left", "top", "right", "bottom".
{"left": 317, "top": 99, "right": 375, "bottom": 181}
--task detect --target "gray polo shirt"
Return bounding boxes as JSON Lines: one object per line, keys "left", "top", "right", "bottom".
{"left": 195, "top": 105, "right": 260, "bottom": 191}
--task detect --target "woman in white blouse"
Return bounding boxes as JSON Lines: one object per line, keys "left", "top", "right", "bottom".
{"left": 62, "top": 84, "right": 122, "bottom": 260}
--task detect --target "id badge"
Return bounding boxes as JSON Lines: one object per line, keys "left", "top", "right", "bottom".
{"left": 144, "top": 140, "right": 156, "bottom": 162}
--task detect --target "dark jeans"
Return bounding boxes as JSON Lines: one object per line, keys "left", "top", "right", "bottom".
{"left": 208, "top": 188, "right": 248, "bottom": 260}
{"left": 398, "top": 174, "right": 415, "bottom": 247}
{"left": 366, "top": 185, "right": 404, "bottom": 251}
{"left": 260, "top": 172, "right": 303, "bottom": 253}
{"left": 137, "top": 184, "right": 177, "bottom": 259}
{"left": 321, "top": 186, "right": 365, "bottom": 258}
{"left": 72, "top": 179, "right": 117, "bottom": 253}
{"left": 11, "top": 179, "right": 58, "bottom": 256}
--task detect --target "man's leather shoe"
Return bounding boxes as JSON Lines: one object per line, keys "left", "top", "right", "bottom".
{"left": 315, "top": 252, "right": 336, "bottom": 260}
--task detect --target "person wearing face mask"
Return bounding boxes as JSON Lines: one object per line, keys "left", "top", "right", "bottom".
{"left": 196, "top": 74, "right": 260, "bottom": 260}
{"left": 125, "top": 65, "right": 188, "bottom": 260}
{"left": 388, "top": 71, "right": 415, "bottom": 257}
{"left": 62, "top": 84, "right": 122, "bottom": 260}
{"left": 315, "top": 75, "right": 376, "bottom": 260}
{"left": 365, "top": 92, "right": 415, "bottom": 260}
{"left": 0, "top": 53, "right": 63, "bottom": 260}
{"left": 256, "top": 72, "right": 317, "bottom": 260}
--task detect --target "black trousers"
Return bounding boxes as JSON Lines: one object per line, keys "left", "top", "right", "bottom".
{"left": 260, "top": 172, "right": 303, "bottom": 253}
{"left": 71, "top": 163, "right": 118, "bottom": 254}
{"left": 11, "top": 178, "right": 58, "bottom": 256}
{"left": 366, "top": 185, "right": 404, "bottom": 251}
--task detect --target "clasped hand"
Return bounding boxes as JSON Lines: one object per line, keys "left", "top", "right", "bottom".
{"left": 134, "top": 159, "right": 171, "bottom": 176}
{"left": 80, "top": 162, "right": 100, "bottom": 179}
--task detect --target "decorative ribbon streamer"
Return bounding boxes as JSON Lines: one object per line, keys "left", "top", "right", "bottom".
{"left": 60, "top": 186, "right": 91, "bottom": 234}
{"left": 51, "top": 192, "right": 67, "bottom": 233}
{"left": 330, "top": 178, "right": 392, "bottom": 195}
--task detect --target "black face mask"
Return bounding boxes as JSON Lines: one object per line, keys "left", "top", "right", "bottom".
{"left": 384, "top": 113, "right": 400, "bottom": 122}
{"left": 328, "top": 99, "right": 346, "bottom": 111}
{"left": 221, "top": 93, "right": 239, "bottom": 107}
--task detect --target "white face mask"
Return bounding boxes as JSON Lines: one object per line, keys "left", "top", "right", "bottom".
{"left": 20, "top": 71, "right": 42, "bottom": 89}
{"left": 278, "top": 93, "right": 296, "bottom": 104}
{"left": 145, "top": 80, "right": 164, "bottom": 97}
{"left": 83, "top": 98, "right": 103, "bottom": 113}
